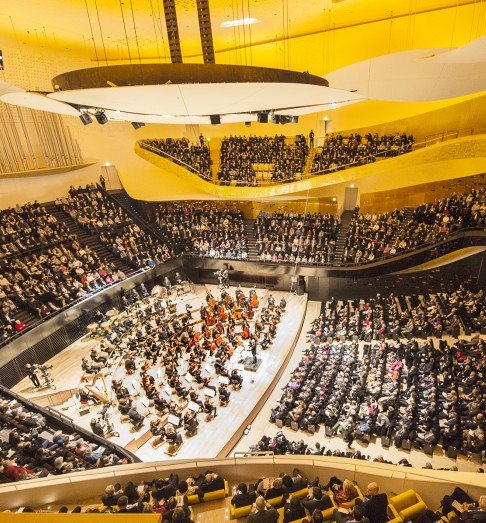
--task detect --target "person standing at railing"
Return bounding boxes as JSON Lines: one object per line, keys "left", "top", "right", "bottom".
{"left": 199, "top": 133, "right": 205, "bottom": 149}
{"left": 309, "top": 129, "right": 315, "bottom": 148}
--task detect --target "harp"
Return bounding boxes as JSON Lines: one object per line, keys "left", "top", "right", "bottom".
{"left": 85, "top": 373, "right": 109, "bottom": 403}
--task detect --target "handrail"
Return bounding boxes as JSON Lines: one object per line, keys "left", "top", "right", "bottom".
{"left": 233, "top": 451, "right": 274, "bottom": 458}
{"left": 0, "top": 384, "right": 139, "bottom": 465}
{"left": 424, "top": 127, "right": 486, "bottom": 146}
{"left": 139, "top": 130, "right": 486, "bottom": 187}
{"left": 0, "top": 267, "right": 148, "bottom": 350}
{"left": 2, "top": 227, "right": 484, "bottom": 349}
{"left": 336, "top": 225, "right": 486, "bottom": 267}
{"left": 0, "top": 455, "right": 483, "bottom": 511}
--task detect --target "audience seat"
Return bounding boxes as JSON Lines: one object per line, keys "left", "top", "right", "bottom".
{"left": 388, "top": 489, "right": 427, "bottom": 522}
{"left": 267, "top": 495, "right": 284, "bottom": 507}
{"left": 320, "top": 502, "right": 337, "bottom": 521}
{"left": 230, "top": 502, "right": 252, "bottom": 519}
{"left": 335, "top": 485, "right": 364, "bottom": 509}
{"left": 291, "top": 486, "right": 309, "bottom": 500}
{"left": 187, "top": 479, "right": 229, "bottom": 504}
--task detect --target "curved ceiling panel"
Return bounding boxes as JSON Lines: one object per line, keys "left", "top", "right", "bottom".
{"left": 326, "top": 48, "right": 486, "bottom": 101}
{"left": 48, "top": 82, "right": 364, "bottom": 118}
{"left": 428, "top": 36, "right": 486, "bottom": 64}
{"left": 1, "top": 91, "right": 81, "bottom": 116}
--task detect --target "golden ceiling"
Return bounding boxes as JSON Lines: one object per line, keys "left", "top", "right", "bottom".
{"left": 0, "top": 0, "right": 483, "bottom": 73}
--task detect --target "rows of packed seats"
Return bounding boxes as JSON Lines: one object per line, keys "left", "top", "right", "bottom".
{"left": 255, "top": 211, "right": 340, "bottom": 264}
{"left": 58, "top": 185, "right": 175, "bottom": 269}
{"left": 141, "top": 138, "right": 212, "bottom": 178}
{"left": 270, "top": 284, "right": 485, "bottom": 461}
{"left": 311, "top": 132, "right": 414, "bottom": 174}
{"left": 153, "top": 201, "right": 249, "bottom": 259}
{"left": 218, "top": 135, "right": 308, "bottom": 186}
{"left": 343, "top": 188, "right": 485, "bottom": 264}
{"left": 0, "top": 390, "right": 129, "bottom": 483}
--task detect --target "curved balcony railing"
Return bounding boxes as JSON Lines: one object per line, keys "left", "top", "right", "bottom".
{"left": 139, "top": 128, "right": 486, "bottom": 187}
{"left": 2, "top": 227, "right": 484, "bottom": 351}
{"left": 337, "top": 226, "right": 486, "bottom": 267}
{"left": 0, "top": 454, "right": 483, "bottom": 510}
{"left": 139, "top": 141, "right": 413, "bottom": 187}
{"left": 0, "top": 267, "right": 148, "bottom": 350}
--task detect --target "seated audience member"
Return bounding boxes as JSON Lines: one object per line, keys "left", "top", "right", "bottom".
{"left": 248, "top": 495, "right": 279, "bottom": 522}
{"left": 335, "top": 504, "right": 370, "bottom": 523}
{"left": 303, "top": 487, "right": 333, "bottom": 513}
{"left": 460, "top": 496, "right": 486, "bottom": 523}
{"left": 284, "top": 497, "right": 306, "bottom": 523}
{"left": 309, "top": 510, "right": 325, "bottom": 523}
{"left": 231, "top": 482, "right": 257, "bottom": 508}
{"left": 101, "top": 484, "right": 125, "bottom": 506}
{"left": 197, "top": 472, "right": 225, "bottom": 501}
{"left": 362, "top": 482, "right": 388, "bottom": 523}
{"left": 262, "top": 477, "right": 286, "bottom": 502}
{"left": 334, "top": 479, "right": 358, "bottom": 505}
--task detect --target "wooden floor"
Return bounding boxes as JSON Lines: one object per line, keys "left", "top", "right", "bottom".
{"left": 13, "top": 284, "right": 308, "bottom": 462}
{"left": 233, "top": 300, "right": 483, "bottom": 472}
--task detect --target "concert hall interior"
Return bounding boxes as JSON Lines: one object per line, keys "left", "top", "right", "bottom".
{"left": 0, "top": 1, "right": 485, "bottom": 522}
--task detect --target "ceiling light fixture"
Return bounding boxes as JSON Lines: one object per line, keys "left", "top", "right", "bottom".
{"left": 94, "top": 110, "right": 108, "bottom": 125}
{"left": 220, "top": 17, "right": 261, "bottom": 28}
{"left": 79, "top": 112, "right": 92, "bottom": 125}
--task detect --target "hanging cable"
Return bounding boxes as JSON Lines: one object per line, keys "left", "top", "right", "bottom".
{"left": 150, "top": 0, "right": 162, "bottom": 62}
{"left": 285, "top": 0, "right": 290, "bottom": 69}
{"left": 240, "top": 0, "right": 248, "bottom": 65}
{"left": 387, "top": 11, "right": 394, "bottom": 54}
{"left": 281, "top": 0, "right": 286, "bottom": 68}
{"left": 129, "top": 0, "right": 143, "bottom": 64}
{"left": 231, "top": 0, "right": 239, "bottom": 64}
{"left": 94, "top": 0, "right": 109, "bottom": 65}
{"left": 119, "top": 0, "right": 132, "bottom": 63}
{"left": 246, "top": 0, "right": 253, "bottom": 65}
{"left": 84, "top": 0, "right": 100, "bottom": 64}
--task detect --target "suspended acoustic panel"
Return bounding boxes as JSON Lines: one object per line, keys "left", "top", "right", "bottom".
{"left": 162, "top": 0, "right": 183, "bottom": 63}
{"left": 196, "top": 0, "right": 215, "bottom": 64}
{"left": 46, "top": 63, "right": 364, "bottom": 123}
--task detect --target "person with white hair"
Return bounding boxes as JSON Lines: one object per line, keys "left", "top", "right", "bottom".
{"left": 248, "top": 495, "right": 279, "bottom": 522}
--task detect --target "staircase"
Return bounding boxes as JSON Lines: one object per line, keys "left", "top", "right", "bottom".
{"left": 303, "top": 148, "right": 318, "bottom": 175}
{"left": 15, "top": 308, "right": 39, "bottom": 330}
{"left": 44, "top": 203, "right": 134, "bottom": 275}
{"left": 208, "top": 140, "right": 221, "bottom": 180}
{"left": 392, "top": 207, "right": 414, "bottom": 243}
{"left": 244, "top": 219, "right": 259, "bottom": 261}
{"left": 333, "top": 210, "right": 355, "bottom": 265}
{"left": 107, "top": 190, "right": 169, "bottom": 245}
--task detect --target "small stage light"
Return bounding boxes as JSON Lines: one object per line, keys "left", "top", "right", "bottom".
{"left": 257, "top": 112, "right": 269, "bottom": 123}
{"left": 79, "top": 112, "right": 92, "bottom": 125}
{"left": 131, "top": 122, "right": 145, "bottom": 130}
{"left": 94, "top": 110, "right": 108, "bottom": 125}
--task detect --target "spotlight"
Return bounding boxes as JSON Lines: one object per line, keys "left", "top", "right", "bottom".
{"left": 131, "top": 122, "right": 145, "bottom": 130}
{"left": 94, "top": 110, "right": 108, "bottom": 125}
{"left": 79, "top": 112, "right": 92, "bottom": 125}
{"left": 245, "top": 121, "right": 251, "bottom": 127}
{"left": 257, "top": 111, "right": 269, "bottom": 123}
{"left": 291, "top": 116, "right": 299, "bottom": 123}
{"left": 210, "top": 115, "right": 221, "bottom": 125}
{"left": 271, "top": 114, "right": 280, "bottom": 124}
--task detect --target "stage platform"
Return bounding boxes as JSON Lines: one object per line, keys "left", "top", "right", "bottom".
{"left": 12, "top": 284, "right": 308, "bottom": 462}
